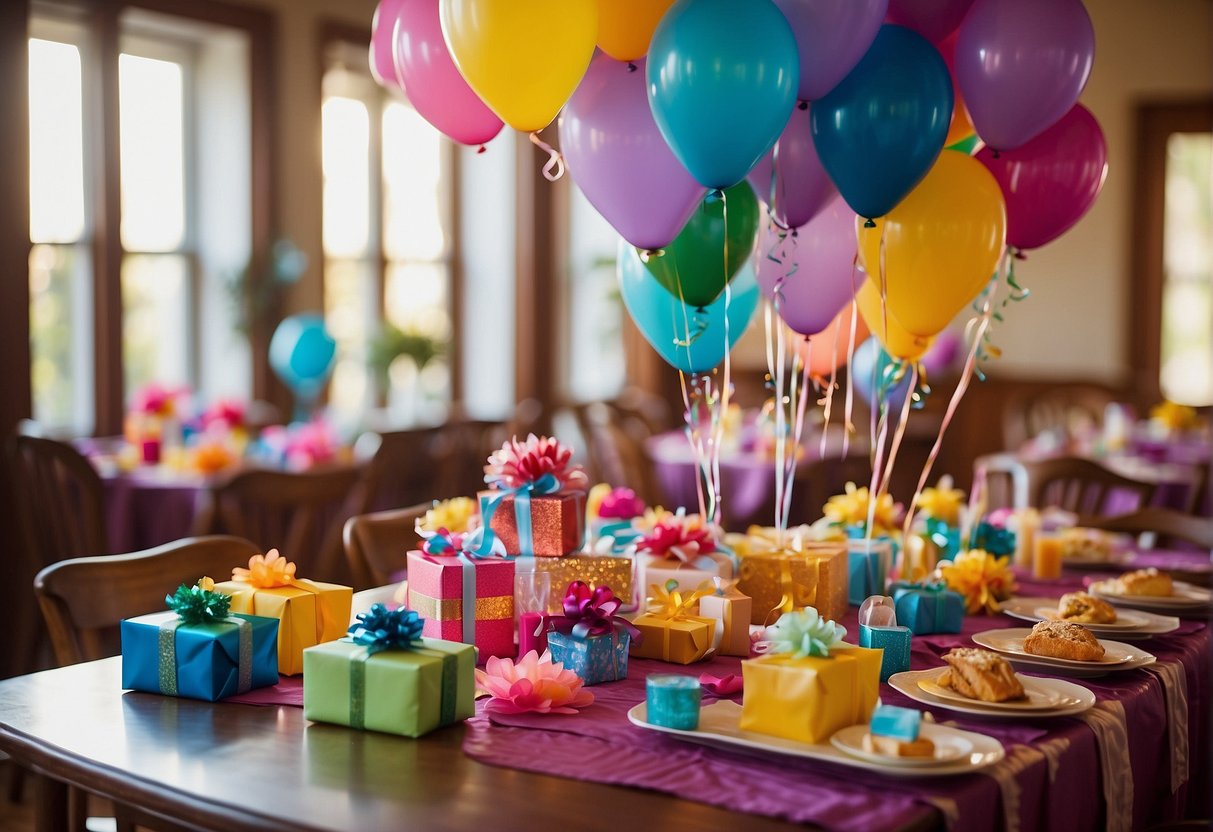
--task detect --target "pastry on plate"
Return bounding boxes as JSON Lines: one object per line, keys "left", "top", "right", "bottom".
{"left": 1023, "top": 620, "right": 1105, "bottom": 662}
{"left": 1094, "top": 567, "right": 1174, "bottom": 597}
{"left": 1055, "top": 592, "right": 1117, "bottom": 624}
{"left": 1057, "top": 528, "right": 1113, "bottom": 561}
{"left": 862, "top": 732, "right": 935, "bottom": 758}
{"left": 937, "top": 648, "right": 1026, "bottom": 702}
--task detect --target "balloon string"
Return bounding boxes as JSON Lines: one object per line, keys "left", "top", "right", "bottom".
{"left": 677, "top": 370, "right": 709, "bottom": 521}
{"left": 899, "top": 263, "right": 1004, "bottom": 558}
{"left": 528, "top": 131, "right": 565, "bottom": 181}
{"left": 878, "top": 362, "right": 918, "bottom": 500}
{"left": 781, "top": 340, "right": 812, "bottom": 529}
{"left": 672, "top": 252, "right": 710, "bottom": 521}
{"left": 713, "top": 190, "right": 732, "bottom": 529}
{"left": 843, "top": 294, "right": 858, "bottom": 459}
{"left": 820, "top": 334, "right": 838, "bottom": 458}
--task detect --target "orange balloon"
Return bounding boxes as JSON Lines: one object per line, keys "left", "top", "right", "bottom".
{"left": 939, "top": 32, "right": 975, "bottom": 147}
{"left": 792, "top": 304, "right": 870, "bottom": 377}
{"left": 596, "top": 0, "right": 675, "bottom": 62}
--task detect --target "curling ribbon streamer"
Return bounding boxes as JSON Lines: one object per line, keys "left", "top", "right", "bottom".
{"left": 528, "top": 131, "right": 565, "bottom": 181}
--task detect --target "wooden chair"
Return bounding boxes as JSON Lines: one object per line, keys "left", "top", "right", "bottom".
{"left": 791, "top": 455, "right": 876, "bottom": 526}
{"left": 1002, "top": 384, "right": 1117, "bottom": 448}
{"left": 342, "top": 503, "right": 430, "bottom": 590}
{"left": 1086, "top": 507, "right": 1213, "bottom": 552}
{"left": 192, "top": 465, "right": 370, "bottom": 585}
{"left": 1023, "top": 456, "right": 1159, "bottom": 520}
{"left": 360, "top": 427, "right": 450, "bottom": 511}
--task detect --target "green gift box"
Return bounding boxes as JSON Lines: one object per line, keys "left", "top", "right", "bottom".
{"left": 303, "top": 637, "right": 475, "bottom": 738}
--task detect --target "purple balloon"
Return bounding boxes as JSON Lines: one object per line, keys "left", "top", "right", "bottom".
{"left": 747, "top": 105, "right": 837, "bottom": 229}
{"left": 955, "top": 0, "right": 1094, "bottom": 152}
{"left": 560, "top": 54, "right": 706, "bottom": 252}
{"left": 920, "top": 328, "right": 961, "bottom": 375}
{"left": 756, "top": 193, "right": 860, "bottom": 336}
{"left": 774, "top": 0, "right": 889, "bottom": 101}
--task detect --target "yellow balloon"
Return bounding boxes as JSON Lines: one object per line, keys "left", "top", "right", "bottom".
{"left": 857, "top": 151, "right": 1006, "bottom": 338}
{"left": 596, "top": 0, "right": 675, "bottom": 62}
{"left": 855, "top": 280, "right": 933, "bottom": 362}
{"left": 440, "top": 0, "right": 598, "bottom": 133}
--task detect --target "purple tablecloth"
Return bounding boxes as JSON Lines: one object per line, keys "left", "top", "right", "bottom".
{"left": 101, "top": 470, "right": 209, "bottom": 553}
{"left": 459, "top": 568, "right": 1210, "bottom": 832}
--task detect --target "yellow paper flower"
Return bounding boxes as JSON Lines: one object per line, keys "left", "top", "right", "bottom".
{"left": 823, "top": 482, "right": 901, "bottom": 533}
{"left": 1150, "top": 401, "right": 1199, "bottom": 432}
{"left": 420, "top": 497, "right": 478, "bottom": 534}
{"left": 586, "top": 482, "right": 612, "bottom": 522}
{"left": 916, "top": 482, "right": 965, "bottom": 525}
{"left": 232, "top": 549, "right": 297, "bottom": 588}
{"left": 938, "top": 549, "right": 1016, "bottom": 615}
{"left": 633, "top": 506, "right": 673, "bottom": 533}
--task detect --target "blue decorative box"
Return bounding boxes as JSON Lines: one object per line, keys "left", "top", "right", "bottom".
{"left": 889, "top": 582, "right": 964, "bottom": 635}
{"left": 859, "top": 624, "right": 911, "bottom": 682}
{"left": 121, "top": 611, "right": 279, "bottom": 701}
{"left": 845, "top": 536, "right": 895, "bottom": 606}
{"left": 547, "top": 630, "right": 630, "bottom": 685}
{"left": 925, "top": 518, "right": 961, "bottom": 560}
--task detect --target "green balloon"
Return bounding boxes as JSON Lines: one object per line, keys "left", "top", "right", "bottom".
{"left": 639, "top": 182, "right": 759, "bottom": 309}
{"left": 946, "top": 134, "right": 982, "bottom": 155}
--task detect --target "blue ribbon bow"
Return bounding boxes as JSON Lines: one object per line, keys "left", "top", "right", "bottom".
{"left": 347, "top": 603, "right": 425, "bottom": 654}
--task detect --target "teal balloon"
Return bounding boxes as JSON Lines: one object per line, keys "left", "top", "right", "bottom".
{"left": 618, "top": 240, "right": 759, "bottom": 374}
{"left": 647, "top": 0, "right": 799, "bottom": 190}
{"left": 269, "top": 314, "right": 337, "bottom": 396}
{"left": 810, "top": 24, "right": 952, "bottom": 222}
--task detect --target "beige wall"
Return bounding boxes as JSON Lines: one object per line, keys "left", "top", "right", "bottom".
{"left": 993, "top": 0, "right": 1212, "bottom": 383}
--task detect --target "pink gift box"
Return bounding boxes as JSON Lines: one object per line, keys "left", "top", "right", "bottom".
{"left": 406, "top": 550, "right": 515, "bottom": 662}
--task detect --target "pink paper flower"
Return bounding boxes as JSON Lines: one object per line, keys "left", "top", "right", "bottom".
{"left": 485, "top": 434, "right": 588, "bottom": 491}
{"left": 475, "top": 651, "right": 594, "bottom": 715}
{"left": 635, "top": 510, "right": 717, "bottom": 562}
{"left": 598, "top": 487, "right": 646, "bottom": 520}
{"left": 130, "top": 383, "right": 190, "bottom": 418}
{"left": 201, "top": 398, "right": 247, "bottom": 430}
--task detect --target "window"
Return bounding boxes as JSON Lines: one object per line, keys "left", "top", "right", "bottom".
{"left": 564, "top": 186, "right": 626, "bottom": 403}
{"left": 28, "top": 6, "right": 256, "bottom": 434}
{"left": 322, "top": 44, "right": 454, "bottom": 429}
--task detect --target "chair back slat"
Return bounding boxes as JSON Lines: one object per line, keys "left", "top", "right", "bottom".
{"left": 34, "top": 535, "right": 263, "bottom": 665}
{"left": 342, "top": 504, "right": 429, "bottom": 590}
{"left": 10, "top": 432, "right": 108, "bottom": 565}
{"left": 1024, "top": 456, "right": 1158, "bottom": 519}
{"left": 1086, "top": 507, "right": 1213, "bottom": 553}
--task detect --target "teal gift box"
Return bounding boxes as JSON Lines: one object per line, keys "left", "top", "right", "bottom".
{"left": 859, "top": 625, "right": 911, "bottom": 681}
{"left": 121, "top": 611, "right": 279, "bottom": 701}
{"left": 547, "top": 630, "right": 630, "bottom": 685}
{"left": 889, "top": 582, "right": 964, "bottom": 635}
{"left": 845, "top": 534, "right": 895, "bottom": 606}
{"left": 925, "top": 518, "right": 961, "bottom": 559}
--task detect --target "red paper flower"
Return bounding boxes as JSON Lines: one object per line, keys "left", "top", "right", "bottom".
{"left": 485, "top": 434, "right": 588, "bottom": 491}
{"left": 636, "top": 510, "right": 717, "bottom": 562}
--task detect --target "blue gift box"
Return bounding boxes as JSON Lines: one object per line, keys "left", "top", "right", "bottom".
{"left": 547, "top": 630, "right": 630, "bottom": 685}
{"left": 889, "top": 582, "right": 964, "bottom": 635}
{"left": 859, "top": 623, "right": 912, "bottom": 682}
{"left": 925, "top": 518, "right": 961, "bottom": 560}
{"left": 845, "top": 534, "right": 895, "bottom": 606}
{"left": 121, "top": 611, "right": 279, "bottom": 701}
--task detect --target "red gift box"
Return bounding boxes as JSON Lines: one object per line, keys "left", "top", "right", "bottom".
{"left": 479, "top": 490, "right": 586, "bottom": 557}
{"left": 405, "top": 550, "right": 515, "bottom": 661}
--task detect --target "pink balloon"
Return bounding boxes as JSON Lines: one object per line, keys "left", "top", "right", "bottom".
{"left": 885, "top": 0, "right": 975, "bottom": 44}
{"left": 747, "top": 105, "right": 837, "bottom": 229}
{"left": 976, "top": 104, "right": 1107, "bottom": 251}
{"left": 756, "top": 194, "right": 860, "bottom": 336}
{"left": 774, "top": 0, "right": 889, "bottom": 101}
{"left": 560, "top": 54, "right": 706, "bottom": 252}
{"left": 956, "top": 0, "right": 1094, "bottom": 151}
{"left": 370, "top": 0, "right": 406, "bottom": 88}
{"left": 392, "top": 0, "right": 503, "bottom": 146}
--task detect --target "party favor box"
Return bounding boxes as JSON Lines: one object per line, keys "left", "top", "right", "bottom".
{"left": 859, "top": 625, "right": 911, "bottom": 682}
{"left": 121, "top": 612, "right": 279, "bottom": 702}
{"left": 739, "top": 647, "right": 882, "bottom": 745}
{"left": 530, "top": 554, "right": 634, "bottom": 612}
{"left": 303, "top": 637, "right": 474, "bottom": 738}
{"left": 480, "top": 489, "right": 586, "bottom": 557}
{"left": 737, "top": 542, "right": 848, "bottom": 626}
{"left": 889, "top": 582, "right": 965, "bottom": 635}
{"left": 697, "top": 587, "right": 752, "bottom": 657}
{"left": 547, "top": 631, "right": 631, "bottom": 685}
{"left": 630, "top": 613, "right": 715, "bottom": 665}
{"left": 215, "top": 579, "right": 352, "bottom": 676}
{"left": 406, "top": 550, "right": 515, "bottom": 660}
{"left": 846, "top": 538, "right": 893, "bottom": 607}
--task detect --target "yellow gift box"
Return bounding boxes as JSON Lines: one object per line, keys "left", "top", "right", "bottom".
{"left": 732, "top": 530, "right": 847, "bottom": 626}
{"left": 215, "top": 550, "right": 352, "bottom": 676}
{"left": 740, "top": 647, "right": 883, "bottom": 744}
{"left": 630, "top": 613, "right": 715, "bottom": 664}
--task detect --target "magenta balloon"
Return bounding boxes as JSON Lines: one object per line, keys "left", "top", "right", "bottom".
{"left": 370, "top": 0, "right": 407, "bottom": 88}
{"left": 956, "top": 0, "right": 1094, "bottom": 152}
{"left": 747, "top": 105, "right": 837, "bottom": 229}
{"left": 392, "top": 0, "right": 503, "bottom": 146}
{"left": 920, "top": 328, "right": 961, "bottom": 374}
{"left": 773, "top": 0, "right": 889, "bottom": 101}
{"left": 560, "top": 54, "right": 706, "bottom": 252}
{"left": 885, "top": 0, "right": 975, "bottom": 44}
{"left": 976, "top": 104, "right": 1107, "bottom": 251}
{"left": 756, "top": 194, "right": 860, "bottom": 336}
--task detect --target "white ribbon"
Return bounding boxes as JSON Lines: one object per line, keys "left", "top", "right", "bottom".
{"left": 1080, "top": 700, "right": 1133, "bottom": 832}
{"left": 1144, "top": 660, "right": 1190, "bottom": 793}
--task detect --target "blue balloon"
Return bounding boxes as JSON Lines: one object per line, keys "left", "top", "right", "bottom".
{"left": 269, "top": 314, "right": 337, "bottom": 397}
{"left": 618, "top": 241, "right": 759, "bottom": 374}
{"left": 811, "top": 24, "right": 952, "bottom": 222}
{"left": 851, "top": 337, "right": 912, "bottom": 413}
{"left": 647, "top": 0, "right": 799, "bottom": 190}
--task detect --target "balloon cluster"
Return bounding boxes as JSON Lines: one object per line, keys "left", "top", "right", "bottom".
{"left": 370, "top": 0, "right": 1104, "bottom": 382}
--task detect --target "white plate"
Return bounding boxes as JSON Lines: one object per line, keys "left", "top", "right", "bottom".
{"left": 1001, "top": 597, "right": 1180, "bottom": 639}
{"left": 1090, "top": 580, "right": 1211, "bottom": 608}
{"left": 829, "top": 724, "right": 971, "bottom": 768}
{"left": 917, "top": 673, "right": 1081, "bottom": 711}
{"left": 889, "top": 669, "right": 1095, "bottom": 719}
{"left": 1030, "top": 606, "right": 1149, "bottom": 631}
{"left": 626, "top": 701, "right": 1005, "bottom": 777}
{"left": 971, "top": 628, "right": 1146, "bottom": 667}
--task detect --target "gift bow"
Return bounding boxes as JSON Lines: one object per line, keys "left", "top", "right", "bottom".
{"left": 646, "top": 579, "right": 709, "bottom": 621}
{"left": 231, "top": 549, "right": 297, "bottom": 588}
{"left": 165, "top": 577, "right": 232, "bottom": 625}
{"left": 635, "top": 509, "right": 719, "bottom": 563}
{"left": 701, "top": 576, "right": 741, "bottom": 597}
{"left": 347, "top": 603, "right": 425, "bottom": 654}
{"left": 554, "top": 581, "right": 640, "bottom": 641}
{"left": 484, "top": 434, "right": 588, "bottom": 492}
{"left": 757, "top": 608, "right": 847, "bottom": 659}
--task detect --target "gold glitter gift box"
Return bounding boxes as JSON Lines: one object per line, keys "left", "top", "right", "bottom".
{"left": 729, "top": 531, "right": 848, "bottom": 626}
{"left": 530, "top": 554, "right": 635, "bottom": 612}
